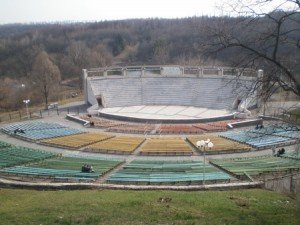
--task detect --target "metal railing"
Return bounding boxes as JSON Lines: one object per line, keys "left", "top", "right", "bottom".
{"left": 85, "top": 65, "right": 257, "bottom": 78}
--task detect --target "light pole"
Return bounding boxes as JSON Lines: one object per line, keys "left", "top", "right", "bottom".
{"left": 197, "top": 139, "right": 214, "bottom": 185}
{"left": 23, "top": 99, "right": 30, "bottom": 119}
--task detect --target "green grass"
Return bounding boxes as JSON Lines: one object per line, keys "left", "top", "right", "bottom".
{"left": 0, "top": 189, "right": 299, "bottom": 225}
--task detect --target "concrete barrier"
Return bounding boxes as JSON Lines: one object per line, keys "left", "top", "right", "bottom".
{"left": 0, "top": 177, "right": 263, "bottom": 191}
{"left": 66, "top": 114, "right": 90, "bottom": 126}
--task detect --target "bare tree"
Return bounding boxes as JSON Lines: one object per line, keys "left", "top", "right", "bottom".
{"left": 31, "top": 51, "right": 61, "bottom": 108}
{"left": 208, "top": 0, "right": 300, "bottom": 102}
{"left": 67, "top": 41, "right": 90, "bottom": 90}
{"left": 153, "top": 39, "right": 170, "bottom": 64}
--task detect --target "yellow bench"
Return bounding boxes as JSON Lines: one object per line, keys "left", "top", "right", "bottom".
{"left": 85, "top": 136, "right": 145, "bottom": 154}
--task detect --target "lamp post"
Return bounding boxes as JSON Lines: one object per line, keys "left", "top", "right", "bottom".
{"left": 197, "top": 139, "right": 214, "bottom": 185}
{"left": 23, "top": 99, "right": 30, "bottom": 119}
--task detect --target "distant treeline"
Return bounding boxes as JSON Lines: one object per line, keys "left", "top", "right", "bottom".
{"left": 0, "top": 15, "right": 298, "bottom": 80}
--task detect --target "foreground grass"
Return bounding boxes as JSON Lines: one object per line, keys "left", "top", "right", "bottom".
{"left": 0, "top": 188, "right": 299, "bottom": 225}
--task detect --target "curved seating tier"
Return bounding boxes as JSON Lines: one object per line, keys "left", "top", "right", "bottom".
{"left": 157, "top": 125, "right": 203, "bottom": 134}
{"left": 251, "top": 125, "right": 300, "bottom": 140}
{"left": 108, "top": 124, "right": 156, "bottom": 134}
{"left": 0, "top": 142, "right": 56, "bottom": 168}
{"left": 193, "top": 121, "right": 232, "bottom": 132}
{"left": 1, "top": 121, "right": 84, "bottom": 141}
{"left": 210, "top": 155, "right": 300, "bottom": 176}
{"left": 0, "top": 140, "right": 11, "bottom": 149}
{"left": 41, "top": 133, "right": 115, "bottom": 149}
{"left": 13, "top": 128, "right": 85, "bottom": 141}
{"left": 85, "top": 136, "right": 145, "bottom": 154}
{"left": 80, "top": 115, "right": 237, "bottom": 134}
{"left": 0, "top": 156, "right": 123, "bottom": 182}
{"left": 140, "top": 138, "right": 193, "bottom": 155}
{"left": 187, "top": 135, "right": 251, "bottom": 154}
{"left": 1, "top": 121, "right": 68, "bottom": 133}
{"left": 282, "top": 151, "right": 300, "bottom": 160}
{"left": 220, "top": 130, "right": 294, "bottom": 149}
{"left": 107, "top": 160, "right": 232, "bottom": 184}
{"left": 80, "top": 115, "right": 124, "bottom": 128}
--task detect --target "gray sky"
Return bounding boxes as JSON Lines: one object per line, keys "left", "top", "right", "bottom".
{"left": 0, "top": 0, "right": 220, "bottom": 24}
{"left": 0, "top": 0, "right": 296, "bottom": 24}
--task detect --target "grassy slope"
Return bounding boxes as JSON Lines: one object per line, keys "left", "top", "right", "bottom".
{"left": 0, "top": 189, "right": 299, "bottom": 225}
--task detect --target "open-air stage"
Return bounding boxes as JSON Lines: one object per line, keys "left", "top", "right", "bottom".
{"left": 98, "top": 105, "right": 235, "bottom": 123}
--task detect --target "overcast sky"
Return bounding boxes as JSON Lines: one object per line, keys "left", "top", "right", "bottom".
{"left": 0, "top": 0, "right": 221, "bottom": 24}
{"left": 0, "top": 0, "right": 296, "bottom": 24}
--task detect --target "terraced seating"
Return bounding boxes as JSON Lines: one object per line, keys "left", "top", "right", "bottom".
{"left": 187, "top": 135, "right": 251, "bottom": 154}
{"left": 80, "top": 115, "right": 123, "bottom": 128}
{"left": 193, "top": 123, "right": 227, "bottom": 132}
{"left": 0, "top": 144, "right": 56, "bottom": 168}
{"left": 275, "top": 130, "right": 300, "bottom": 139}
{"left": 251, "top": 125, "right": 300, "bottom": 140}
{"left": 1, "top": 121, "right": 85, "bottom": 142}
{"left": 85, "top": 136, "right": 145, "bottom": 154}
{"left": 282, "top": 151, "right": 300, "bottom": 160}
{"left": 1, "top": 121, "right": 67, "bottom": 133}
{"left": 210, "top": 155, "right": 300, "bottom": 176}
{"left": 0, "top": 141, "right": 11, "bottom": 149}
{"left": 156, "top": 124, "right": 203, "bottom": 134}
{"left": 81, "top": 115, "right": 156, "bottom": 134}
{"left": 12, "top": 127, "right": 85, "bottom": 141}
{"left": 140, "top": 138, "right": 193, "bottom": 155}
{"left": 108, "top": 123, "right": 156, "bottom": 134}
{"left": 107, "top": 160, "right": 232, "bottom": 184}
{"left": 41, "top": 132, "right": 115, "bottom": 149}
{"left": 0, "top": 156, "right": 122, "bottom": 182}
{"left": 220, "top": 130, "right": 294, "bottom": 149}
{"left": 208, "top": 120, "right": 237, "bottom": 128}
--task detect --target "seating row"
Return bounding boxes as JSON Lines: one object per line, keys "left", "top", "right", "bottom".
{"left": 85, "top": 136, "right": 145, "bottom": 154}
{"left": 157, "top": 125, "right": 203, "bottom": 134}
{"left": 210, "top": 155, "right": 300, "bottom": 176}
{"left": 42, "top": 133, "right": 115, "bottom": 149}
{"left": 220, "top": 130, "right": 294, "bottom": 149}
{"left": 80, "top": 115, "right": 124, "bottom": 128}
{"left": 2, "top": 121, "right": 67, "bottom": 133}
{"left": 0, "top": 141, "right": 11, "bottom": 149}
{"left": 251, "top": 125, "right": 300, "bottom": 140}
{"left": 187, "top": 135, "right": 251, "bottom": 154}
{"left": 0, "top": 156, "right": 123, "bottom": 182}
{"left": 1, "top": 121, "right": 85, "bottom": 141}
{"left": 13, "top": 128, "right": 85, "bottom": 141}
{"left": 0, "top": 144, "right": 56, "bottom": 168}
{"left": 140, "top": 138, "right": 193, "bottom": 156}
{"left": 282, "top": 151, "right": 300, "bottom": 160}
{"left": 108, "top": 124, "right": 156, "bottom": 134}
{"left": 107, "top": 160, "right": 232, "bottom": 184}
{"left": 80, "top": 115, "right": 236, "bottom": 133}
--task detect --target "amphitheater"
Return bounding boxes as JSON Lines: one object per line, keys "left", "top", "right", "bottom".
{"left": 0, "top": 65, "right": 299, "bottom": 191}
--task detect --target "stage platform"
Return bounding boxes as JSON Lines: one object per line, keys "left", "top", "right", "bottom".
{"left": 98, "top": 105, "right": 235, "bottom": 123}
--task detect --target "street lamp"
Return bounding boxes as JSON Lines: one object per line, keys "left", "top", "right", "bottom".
{"left": 197, "top": 139, "right": 214, "bottom": 185}
{"left": 23, "top": 99, "right": 30, "bottom": 119}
